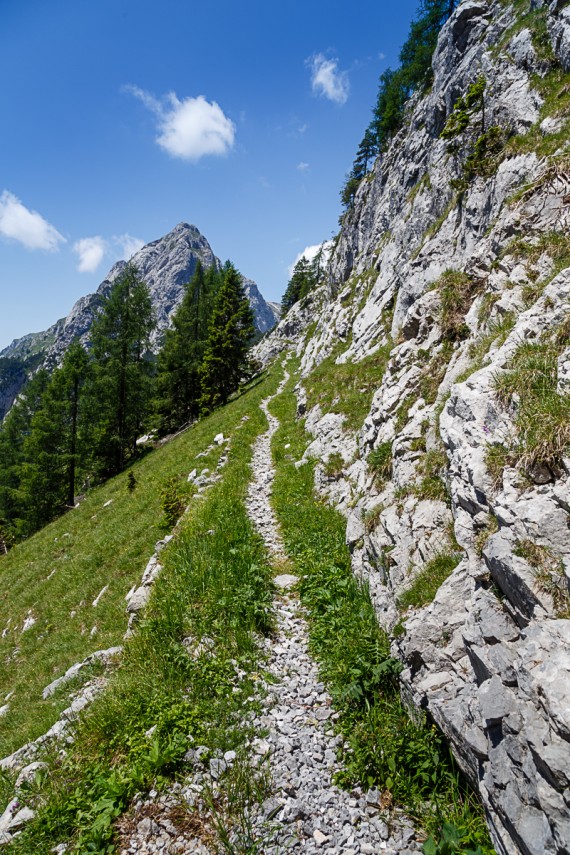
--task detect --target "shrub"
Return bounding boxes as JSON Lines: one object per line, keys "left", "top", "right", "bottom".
{"left": 160, "top": 477, "right": 187, "bottom": 527}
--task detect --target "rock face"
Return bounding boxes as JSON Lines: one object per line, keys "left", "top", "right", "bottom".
{"left": 258, "top": 2, "right": 570, "bottom": 853}
{"left": 0, "top": 222, "right": 279, "bottom": 419}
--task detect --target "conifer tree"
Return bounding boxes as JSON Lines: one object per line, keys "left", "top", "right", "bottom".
{"left": 19, "top": 340, "right": 91, "bottom": 530}
{"left": 199, "top": 264, "right": 255, "bottom": 411}
{"left": 0, "top": 369, "right": 50, "bottom": 539}
{"left": 90, "top": 264, "right": 155, "bottom": 475}
{"left": 155, "top": 261, "right": 221, "bottom": 433}
{"left": 281, "top": 256, "right": 322, "bottom": 314}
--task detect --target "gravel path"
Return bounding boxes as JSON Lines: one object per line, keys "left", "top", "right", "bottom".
{"left": 244, "top": 370, "right": 422, "bottom": 854}
{"left": 118, "top": 366, "right": 423, "bottom": 853}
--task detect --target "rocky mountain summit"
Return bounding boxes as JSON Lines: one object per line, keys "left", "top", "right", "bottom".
{"left": 256, "top": 1, "right": 570, "bottom": 853}
{"left": 0, "top": 223, "right": 278, "bottom": 420}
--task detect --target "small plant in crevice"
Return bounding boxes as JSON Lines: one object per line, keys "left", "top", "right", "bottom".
{"left": 514, "top": 538, "right": 570, "bottom": 618}
{"left": 474, "top": 514, "right": 499, "bottom": 558}
{"left": 397, "top": 552, "right": 462, "bottom": 611}
{"left": 484, "top": 443, "right": 511, "bottom": 491}
{"left": 435, "top": 270, "right": 485, "bottom": 342}
{"left": 364, "top": 503, "right": 385, "bottom": 534}
{"left": 368, "top": 442, "right": 393, "bottom": 486}
{"left": 414, "top": 448, "right": 449, "bottom": 503}
{"left": 323, "top": 452, "right": 345, "bottom": 480}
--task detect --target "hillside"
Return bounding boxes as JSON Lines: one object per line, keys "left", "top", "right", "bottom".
{"left": 1, "top": 1, "right": 569, "bottom": 853}
{"left": 0, "top": 223, "right": 279, "bottom": 420}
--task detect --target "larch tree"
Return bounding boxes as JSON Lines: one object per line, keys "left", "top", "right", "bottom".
{"left": 20, "top": 339, "right": 91, "bottom": 531}
{"left": 0, "top": 368, "right": 50, "bottom": 540}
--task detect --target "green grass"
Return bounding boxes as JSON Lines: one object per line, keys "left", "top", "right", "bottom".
{"left": 368, "top": 441, "right": 393, "bottom": 485}
{"left": 397, "top": 553, "right": 462, "bottom": 611}
{"left": 269, "top": 366, "right": 494, "bottom": 854}
{"left": 493, "top": 337, "right": 570, "bottom": 470}
{"left": 304, "top": 339, "right": 393, "bottom": 432}
{"left": 0, "top": 388, "right": 257, "bottom": 762}
{"left": 433, "top": 270, "right": 484, "bottom": 343}
{"left": 505, "top": 69, "right": 570, "bottom": 160}
{"left": 4, "top": 364, "right": 282, "bottom": 852}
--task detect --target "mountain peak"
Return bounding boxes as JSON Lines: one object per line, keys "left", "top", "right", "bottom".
{"left": 0, "top": 224, "right": 279, "bottom": 419}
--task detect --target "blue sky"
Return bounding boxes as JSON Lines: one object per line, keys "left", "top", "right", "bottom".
{"left": 0, "top": 0, "right": 418, "bottom": 350}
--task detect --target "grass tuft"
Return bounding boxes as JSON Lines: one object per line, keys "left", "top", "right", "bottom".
{"left": 397, "top": 553, "right": 462, "bottom": 611}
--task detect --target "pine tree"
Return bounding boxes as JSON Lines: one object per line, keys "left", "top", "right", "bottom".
{"left": 19, "top": 340, "right": 91, "bottom": 531}
{"left": 155, "top": 261, "right": 221, "bottom": 433}
{"left": 90, "top": 264, "right": 155, "bottom": 475}
{"left": 199, "top": 264, "right": 255, "bottom": 411}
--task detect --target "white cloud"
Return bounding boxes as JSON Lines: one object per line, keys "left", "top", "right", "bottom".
{"left": 126, "top": 85, "right": 235, "bottom": 161}
{"left": 0, "top": 190, "right": 65, "bottom": 251}
{"left": 115, "top": 233, "right": 144, "bottom": 259}
{"left": 288, "top": 240, "right": 333, "bottom": 277}
{"left": 73, "top": 236, "right": 107, "bottom": 273}
{"left": 308, "top": 54, "right": 349, "bottom": 105}
{"left": 297, "top": 161, "right": 310, "bottom": 172}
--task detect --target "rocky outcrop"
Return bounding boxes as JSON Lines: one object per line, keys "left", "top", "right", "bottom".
{"left": 260, "top": 1, "right": 570, "bottom": 852}
{"left": 0, "top": 223, "right": 279, "bottom": 420}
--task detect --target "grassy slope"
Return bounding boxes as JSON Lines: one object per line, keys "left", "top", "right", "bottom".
{"left": 7, "top": 363, "right": 280, "bottom": 853}
{"left": 0, "top": 372, "right": 271, "bottom": 763}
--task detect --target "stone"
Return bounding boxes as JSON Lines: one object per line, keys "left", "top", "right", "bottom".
{"left": 126, "top": 586, "right": 151, "bottom": 614}
{"left": 15, "top": 761, "right": 47, "bottom": 788}
{"left": 209, "top": 758, "right": 227, "bottom": 779}
{"left": 274, "top": 574, "right": 299, "bottom": 589}
{"left": 478, "top": 675, "right": 516, "bottom": 725}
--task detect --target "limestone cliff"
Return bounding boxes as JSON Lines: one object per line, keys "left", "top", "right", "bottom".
{"left": 0, "top": 223, "right": 278, "bottom": 420}
{"left": 257, "top": 2, "right": 570, "bottom": 853}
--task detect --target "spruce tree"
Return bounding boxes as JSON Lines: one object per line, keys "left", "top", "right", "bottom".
{"left": 155, "top": 261, "right": 221, "bottom": 433}
{"left": 90, "top": 264, "right": 155, "bottom": 475}
{"left": 199, "top": 264, "right": 255, "bottom": 411}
